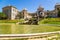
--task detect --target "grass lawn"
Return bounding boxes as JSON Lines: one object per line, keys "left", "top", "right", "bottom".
{"left": 0, "top": 18, "right": 60, "bottom": 40}
{"left": 0, "top": 18, "right": 60, "bottom": 34}
{"left": 0, "top": 24, "right": 60, "bottom": 40}
{"left": 39, "top": 18, "right": 60, "bottom": 24}
{"left": 0, "top": 19, "right": 25, "bottom": 23}
{"left": 0, "top": 24, "right": 60, "bottom": 34}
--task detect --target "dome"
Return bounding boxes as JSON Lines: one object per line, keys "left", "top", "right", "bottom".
{"left": 37, "top": 5, "right": 44, "bottom": 11}
{"left": 38, "top": 5, "right": 44, "bottom": 9}
{"left": 23, "top": 8, "right": 27, "bottom": 10}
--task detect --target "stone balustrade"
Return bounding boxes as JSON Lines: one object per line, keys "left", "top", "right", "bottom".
{"left": 0, "top": 31, "right": 60, "bottom": 40}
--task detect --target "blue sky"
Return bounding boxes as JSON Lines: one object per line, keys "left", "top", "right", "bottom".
{"left": 0, "top": 0, "right": 60, "bottom": 12}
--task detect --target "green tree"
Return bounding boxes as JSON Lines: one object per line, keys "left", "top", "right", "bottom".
{"left": 58, "top": 10, "right": 60, "bottom": 17}
{"left": 0, "top": 12, "right": 7, "bottom": 20}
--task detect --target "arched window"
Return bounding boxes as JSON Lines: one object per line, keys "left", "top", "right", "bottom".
{"left": 40, "top": 12, "right": 42, "bottom": 15}
{"left": 57, "top": 8, "right": 59, "bottom": 10}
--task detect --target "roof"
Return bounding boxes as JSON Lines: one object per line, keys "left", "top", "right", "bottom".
{"left": 2, "top": 5, "right": 17, "bottom": 9}
{"left": 56, "top": 3, "right": 60, "bottom": 5}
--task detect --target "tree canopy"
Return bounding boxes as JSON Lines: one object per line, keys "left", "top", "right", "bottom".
{"left": 0, "top": 12, "right": 7, "bottom": 20}
{"left": 58, "top": 10, "right": 60, "bottom": 17}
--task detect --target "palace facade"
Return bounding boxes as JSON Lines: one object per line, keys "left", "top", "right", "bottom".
{"left": 2, "top": 6, "right": 19, "bottom": 20}
{"left": 2, "top": 3, "right": 60, "bottom": 20}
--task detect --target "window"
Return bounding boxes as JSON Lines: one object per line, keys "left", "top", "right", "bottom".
{"left": 38, "top": 11, "right": 41, "bottom": 13}
{"left": 57, "top": 8, "right": 59, "bottom": 10}
{"left": 40, "top": 12, "right": 42, "bottom": 15}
